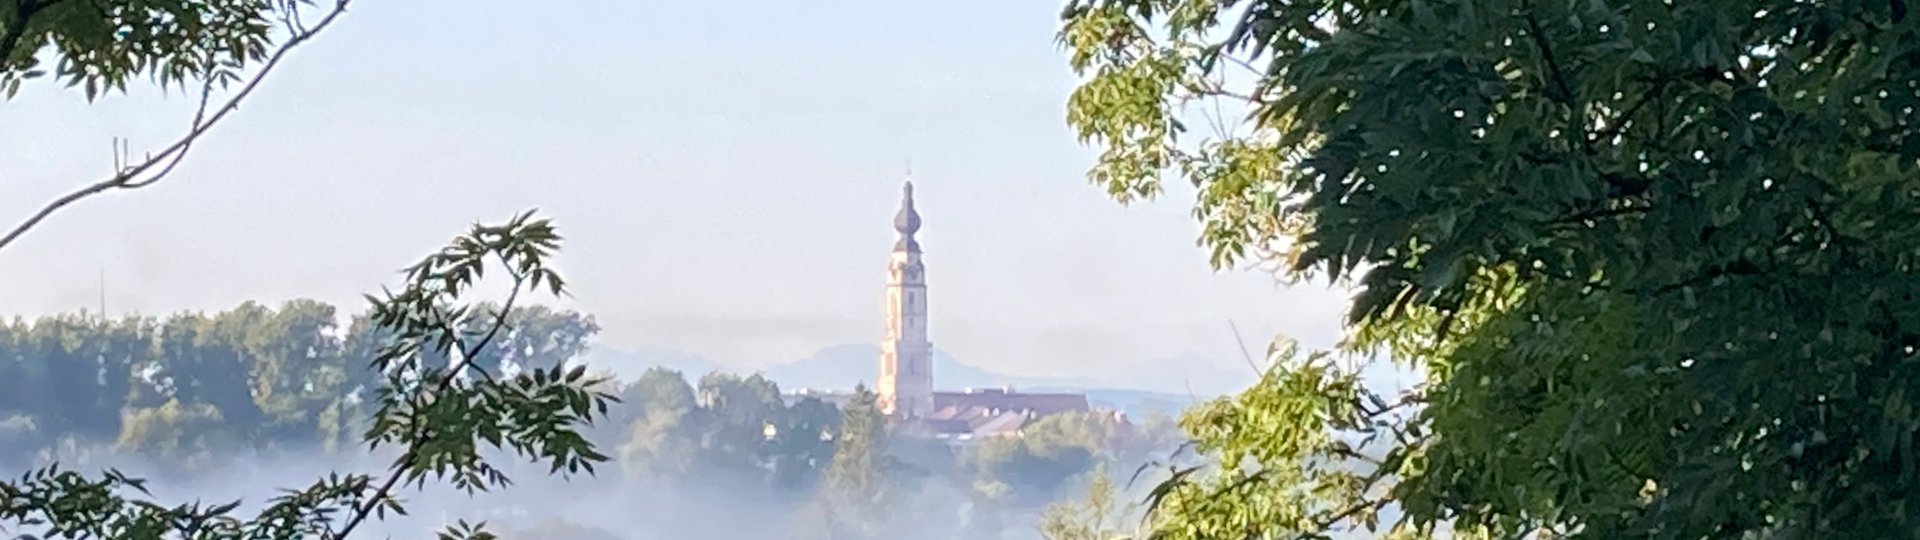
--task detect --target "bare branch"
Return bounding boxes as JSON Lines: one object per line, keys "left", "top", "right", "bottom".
{"left": 0, "top": 0, "right": 353, "bottom": 254}
{"left": 1227, "top": 320, "right": 1264, "bottom": 376}
{"left": 1220, "top": 52, "right": 1264, "bottom": 78}
{"left": 120, "top": 53, "right": 223, "bottom": 191}
{"left": 1191, "top": 83, "right": 1263, "bottom": 104}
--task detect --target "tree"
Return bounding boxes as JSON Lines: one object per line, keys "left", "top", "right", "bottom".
{"left": 113, "top": 399, "right": 227, "bottom": 468}
{"left": 1131, "top": 337, "right": 1410, "bottom": 539}
{"left": 693, "top": 372, "right": 784, "bottom": 477}
{"left": 0, "top": 295, "right": 603, "bottom": 466}
{"left": 807, "top": 385, "right": 894, "bottom": 540}
{"left": 0, "top": 210, "right": 617, "bottom": 539}
{"left": 824, "top": 386, "right": 888, "bottom": 507}
{"left": 462, "top": 304, "right": 600, "bottom": 377}
{"left": 606, "top": 368, "right": 842, "bottom": 501}
{"left": 0, "top": 0, "right": 353, "bottom": 253}
{"left": 1061, "top": 0, "right": 1920, "bottom": 537}
{"left": 1039, "top": 463, "right": 1136, "bottom": 540}
{"left": 616, "top": 368, "right": 702, "bottom": 481}
{"left": 770, "top": 395, "right": 843, "bottom": 495}
{"left": 969, "top": 413, "right": 1110, "bottom": 506}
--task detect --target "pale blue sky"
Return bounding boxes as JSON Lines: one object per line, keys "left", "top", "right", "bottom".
{"left": 0, "top": 0, "right": 1352, "bottom": 381}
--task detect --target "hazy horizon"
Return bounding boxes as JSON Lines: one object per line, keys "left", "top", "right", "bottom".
{"left": 0, "top": 0, "right": 1354, "bottom": 384}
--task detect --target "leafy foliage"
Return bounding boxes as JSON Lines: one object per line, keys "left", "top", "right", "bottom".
{"left": 1039, "top": 463, "right": 1138, "bottom": 540}
{"left": 1062, "top": 0, "right": 1920, "bottom": 537}
{"left": 971, "top": 411, "right": 1141, "bottom": 506}
{"left": 808, "top": 385, "right": 895, "bottom": 539}
{"left": 1134, "top": 337, "right": 1423, "bottom": 540}
{"left": 0, "top": 0, "right": 327, "bottom": 99}
{"left": 611, "top": 368, "right": 840, "bottom": 496}
{"left": 0, "top": 210, "right": 615, "bottom": 539}
{"left": 0, "top": 302, "right": 598, "bottom": 468}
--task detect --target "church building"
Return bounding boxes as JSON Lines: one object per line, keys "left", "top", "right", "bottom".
{"left": 872, "top": 173, "right": 1096, "bottom": 443}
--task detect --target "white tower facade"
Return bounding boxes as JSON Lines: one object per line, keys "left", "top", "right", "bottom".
{"left": 878, "top": 178, "right": 934, "bottom": 418}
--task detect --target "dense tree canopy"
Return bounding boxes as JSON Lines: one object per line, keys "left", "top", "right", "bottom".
{"left": 0, "top": 300, "right": 598, "bottom": 470}
{"left": 0, "top": 304, "right": 1168, "bottom": 539}
{"left": 1062, "top": 0, "right": 1920, "bottom": 537}
{"left": 971, "top": 411, "right": 1144, "bottom": 507}
{"left": 0, "top": 0, "right": 314, "bottom": 97}
{"left": 610, "top": 368, "right": 840, "bottom": 498}
{"left": 0, "top": 212, "right": 618, "bottom": 539}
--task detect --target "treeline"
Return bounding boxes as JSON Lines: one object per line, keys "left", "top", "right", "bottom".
{"left": 605, "top": 364, "right": 1177, "bottom": 495}
{"left": 603, "top": 367, "right": 842, "bottom": 498}
{"left": 0, "top": 299, "right": 1183, "bottom": 538}
{"left": 0, "top": 299, "right": 597, "bottom": 467}
{"left": 587, "top": 372, "right": 1176, "bottom": 539}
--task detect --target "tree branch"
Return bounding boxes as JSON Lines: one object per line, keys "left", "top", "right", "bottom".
{"left": 0, "top": 0, "right": 352, "bottom": 254}
{"left": 1185, "top": 78, "right": 1264, "bottom": 105}
{"left": 328, "top": 272, "right": 524, "bottom": 540}
{"left": 1546, "top": 202, "right": 1653, "bottom": 226}
{"left": 1523, "top": 10, "right": 1575, "bottom": 107}
{"left": 1589, "top": 78, "right": 1668, "bottom": 144}
{"left": 1299, "top": 496, "right": 1393, "bottom": 538}
{"left": 1213, "top": 49, "right": 1266, "bottom": 78}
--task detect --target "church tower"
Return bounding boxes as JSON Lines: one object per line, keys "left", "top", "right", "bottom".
{"left": 878, "top": 175, "right": 934, "bottom": 418}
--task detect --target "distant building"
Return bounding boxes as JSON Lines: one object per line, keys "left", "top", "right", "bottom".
{"left": 782, "top": 171, "right": 1121, "bottom": 444}
{"left": 902, "top": 387, "right": 1094, "bottom": 443}
{"left": 877, "top": 177, "right": 934, "bottom": 418}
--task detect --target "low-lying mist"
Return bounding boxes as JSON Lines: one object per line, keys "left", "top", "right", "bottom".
{"left": 0, "top": 301, "right": 1180, "bottom": 539}
{"left": 0, "top": 424, "right": 1133, "bottom": 539}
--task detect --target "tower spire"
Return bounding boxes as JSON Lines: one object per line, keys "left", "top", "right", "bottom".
{"left": 879, "top": 169, "right": 933, "bottom": 419}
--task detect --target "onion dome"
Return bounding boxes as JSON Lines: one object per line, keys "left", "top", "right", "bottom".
{"left": 894, "top": 181, "right": 921, "bottom": 235}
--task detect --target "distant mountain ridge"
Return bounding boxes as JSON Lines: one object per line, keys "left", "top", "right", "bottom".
{"left": 576, "top": 342, "right": 1244, "bottom": 417}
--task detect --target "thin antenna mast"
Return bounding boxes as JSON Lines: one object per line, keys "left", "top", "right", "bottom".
{"left": 98, "top": 267, "right": 106, "bottom": 320}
